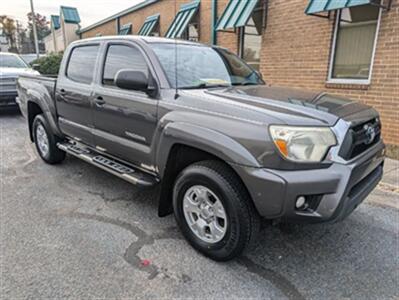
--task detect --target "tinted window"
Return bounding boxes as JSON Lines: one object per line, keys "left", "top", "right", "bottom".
{"left": 66, "top": 45, "right": 99, "bottom": 84}
{"left": 103, "top": 45, "right": 148, "bottom": 86}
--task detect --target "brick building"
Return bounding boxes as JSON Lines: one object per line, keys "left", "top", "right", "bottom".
{"left": 78, "top": 0, "right": 398, "bottom": 156}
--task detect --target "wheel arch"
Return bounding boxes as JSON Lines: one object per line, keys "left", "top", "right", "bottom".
{"left": 157, "top": 143, "right": 255, "bottom": 218}
{"left": 27, "top": 99, "right": 61, "bottom": 142}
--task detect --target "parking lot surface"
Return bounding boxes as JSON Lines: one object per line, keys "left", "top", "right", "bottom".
{"left": 1, "top": 111, "right": 398, "bottom": 299}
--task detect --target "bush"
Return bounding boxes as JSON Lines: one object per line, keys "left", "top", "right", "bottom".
{"left": 31, "top": 52, "right": 63, "bottom": 75}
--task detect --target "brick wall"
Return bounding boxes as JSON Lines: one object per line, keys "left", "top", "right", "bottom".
{"left": 81, "top": 19, "right": 117, "bottom": 38}
{"left": 79, "top": 0, "right": 398, "bottom": 150}
{"left": 258, "top": 0, "right": 399, "bottom": 148}
{"left": 81, "top": 0, "right": 214, "bottom": 44}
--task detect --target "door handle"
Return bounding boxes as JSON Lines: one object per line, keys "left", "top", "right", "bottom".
{"left": 94, "top": 96, "right": 106, "bottom": 106}
{"left": 59, "top": 88, "right": 66, "bottom": 95}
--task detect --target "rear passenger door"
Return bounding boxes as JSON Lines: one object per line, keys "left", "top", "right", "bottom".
{"left": 56, "top": 44, "right": 100, "bottom": 145}
{"left": 92, "top": 42, "right": 158, "bottom": 167}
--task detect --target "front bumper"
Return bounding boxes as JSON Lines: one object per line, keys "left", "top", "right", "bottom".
{"left": 234, "top": 140, "right": 385, "bottom": 223}
{"left": 0, "top": 91, "right": 18, "bottom": 108}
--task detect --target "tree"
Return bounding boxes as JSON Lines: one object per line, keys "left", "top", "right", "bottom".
{"left": 0, "top": 15, "right": 17, "bottom": 52}
{"left": 27, "top": 13, "right": 50, "bottom": 40}
{"left": 27, "top": 12, "right": 50, "bottom": 52}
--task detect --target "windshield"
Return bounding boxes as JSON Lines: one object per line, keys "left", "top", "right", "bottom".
{"left": 150, "top": 43, "right": 264, "bottom": 89}
{"left": 0, "top": 54, "right": 28, "bottom": 68}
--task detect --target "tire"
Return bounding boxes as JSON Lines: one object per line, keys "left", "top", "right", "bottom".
{"left": 32, "top": 114, "right": 65, "bottom": 164}
{"left": 173, "top": 160, "right": 260, "bottom": 261}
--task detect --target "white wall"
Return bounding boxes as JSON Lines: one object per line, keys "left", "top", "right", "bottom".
{"left": 54, "top": 29, "right": 65, "bottom": 52}
{"left": 63, "top": 23, "right": 80, "bottom": 46}
{"left": 43, "top": 34, "right": 54, "bottom": 53}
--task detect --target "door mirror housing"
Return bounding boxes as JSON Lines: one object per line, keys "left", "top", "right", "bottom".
{"left": 115, "top": 69, "right": 149, "bottom": 92}
{"left": 32, "top": 64, "right": 40, "bottom": 71}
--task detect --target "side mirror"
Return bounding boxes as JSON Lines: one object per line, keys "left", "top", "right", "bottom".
{"left": 32, "top": 64, "right": 40, "bottom": 71}
{"left": 115, "top": 69, "right": 149, "bottom": 92}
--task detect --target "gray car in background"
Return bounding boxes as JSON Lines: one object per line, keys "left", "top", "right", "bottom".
{"left": 0, "top": 52, "right": 39, "bottom": 108}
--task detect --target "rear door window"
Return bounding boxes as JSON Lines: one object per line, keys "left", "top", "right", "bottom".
{"left": 102, "top": 44, "right": 148, "bottom": 87}
{"left": 66, "top": 45, "right": 99, "bottom": 84}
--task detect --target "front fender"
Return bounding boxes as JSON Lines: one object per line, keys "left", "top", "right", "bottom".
{"left": 156, "top": 122, "right": 261, "bottom": 178}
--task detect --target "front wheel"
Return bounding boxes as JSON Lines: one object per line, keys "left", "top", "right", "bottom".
{"left": 173, "top": 161, "right": 260, "bottom": 261}
{"left": 33, "top": 114, "right": 65, "bottom": 164}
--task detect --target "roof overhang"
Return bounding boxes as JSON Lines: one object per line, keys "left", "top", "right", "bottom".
{"left": 216, "top": 0, "right": 258, "bottom": 31}
{"left": 78, "top": 0, "right": 159, "bottom": 34}
{"left": 138, "top": 14, "right": 160, "bottom": 36}
{"left": 119, "top": 23, "right": 132, "bottom": 35}
{"left": 165, "top": 0, "right": 200, "bottom": 39}
{"left": 305, "top": 0, "right": 393, "bottom": 16}
{"left": 51, "top": 15, "right": 61, "bottom": 30}
{"left": 60, "top": 6, "right": 81, "bottom": 24}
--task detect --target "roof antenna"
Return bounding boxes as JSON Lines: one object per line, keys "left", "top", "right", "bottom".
{"left": 174, "top": 0, "right": 179, "bottom": 99}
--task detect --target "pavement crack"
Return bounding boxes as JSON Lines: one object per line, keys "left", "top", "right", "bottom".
{"left": 238, "top": 256, "right": 305, "bottom": 300}
{"left": 58, "top": 211, "right": 181, "bottom": 280}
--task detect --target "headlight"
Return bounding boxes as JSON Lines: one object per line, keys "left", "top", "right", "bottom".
{"left": 269, "top": 125, "right": 337, "bottom": 162}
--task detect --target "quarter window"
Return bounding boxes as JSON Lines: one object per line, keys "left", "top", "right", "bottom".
{"left": 66, "top": 45, "right": 99, "bottom": 84}
{"left": 329, "top": 5, "right": 381, "bottom": 82}
{"left": 103, "top": 44, "right": 148, "bottom": 87}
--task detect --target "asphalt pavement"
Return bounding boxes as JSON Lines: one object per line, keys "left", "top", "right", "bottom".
{"left": 1, "top": 110, "right": 398, "bottom": 299}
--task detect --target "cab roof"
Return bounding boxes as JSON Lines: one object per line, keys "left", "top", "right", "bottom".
{"left": 72, "top": 36, "right": 207, "bottom": 47}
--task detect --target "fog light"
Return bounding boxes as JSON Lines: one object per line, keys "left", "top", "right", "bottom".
{"left": 296, "top": 196, "right": 306, "bottom": 209}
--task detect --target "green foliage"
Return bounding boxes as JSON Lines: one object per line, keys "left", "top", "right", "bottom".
{"left": 31, "top": 52, "right": 63, "bottom": 75}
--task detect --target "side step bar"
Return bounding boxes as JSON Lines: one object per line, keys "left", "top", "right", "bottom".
{"left": 57, "top": 142, "right": 159, "bottom": 188}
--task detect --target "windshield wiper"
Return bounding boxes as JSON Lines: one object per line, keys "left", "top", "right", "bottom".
{"left": 179, "top": 83, "right": 231, "bottom": 90}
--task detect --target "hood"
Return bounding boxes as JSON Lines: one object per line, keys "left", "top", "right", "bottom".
{"left": 203, "top": 85, "right": 378, "bottom": 126}
{"left": 0, "top": 67, "right": 40, "bottom": 78}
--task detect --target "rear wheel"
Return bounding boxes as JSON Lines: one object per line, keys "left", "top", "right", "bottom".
{"left": 33, "top": 114, "right": 65, "bottom": 164}
{"left": 173, "top": 160, "right": 260, "bottom": 261}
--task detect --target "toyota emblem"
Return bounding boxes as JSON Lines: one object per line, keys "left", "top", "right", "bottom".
{"left": 364, "top": 124, "right": 376, "bottom": 145}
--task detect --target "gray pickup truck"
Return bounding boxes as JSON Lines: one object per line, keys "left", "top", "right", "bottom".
{"left": 17, "top": 36, "right": 385, "bottom": 261}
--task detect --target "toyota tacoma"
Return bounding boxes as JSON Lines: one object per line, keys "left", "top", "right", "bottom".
{"left": 17, "top": 37, "right": 385, "bottom": 261}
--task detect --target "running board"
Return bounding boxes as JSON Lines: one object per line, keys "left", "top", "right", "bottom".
{"left": 57, "top": 142, "right": 158, "bottom": 187}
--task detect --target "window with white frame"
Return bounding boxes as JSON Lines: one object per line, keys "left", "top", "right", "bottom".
{"left": 329, "top": 5, "right": 381, "bottom": 83}
{"left": 181, "top": 16, "right": 199, "bottom": 42}
{"left": 239, "top": 1, "right": 264, "bottom": 71}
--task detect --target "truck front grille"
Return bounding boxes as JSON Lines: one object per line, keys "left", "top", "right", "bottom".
{"left": 0, "top": 77, "right": 17, "bottom": 92}
{"left": 339, "top": 118, "right": 381, "bottom": 160}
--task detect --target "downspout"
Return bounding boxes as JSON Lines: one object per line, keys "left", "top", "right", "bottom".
{"left": 211, "top": 0, "right": 217, "bottom": 45}
{"left": 116, "top": 17, "right": 121, "bottom": 34}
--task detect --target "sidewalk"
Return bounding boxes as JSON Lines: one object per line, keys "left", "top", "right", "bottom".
{"left": 381, "top": 158, "right": 399, "bottom": 190}
{"left": 369, "top": 158, "right": 399, "bottom": 209}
